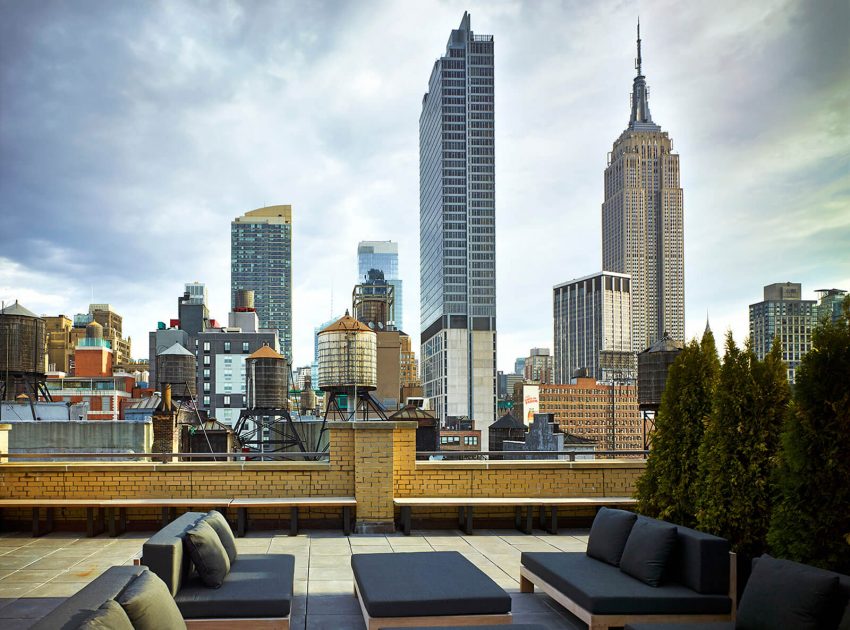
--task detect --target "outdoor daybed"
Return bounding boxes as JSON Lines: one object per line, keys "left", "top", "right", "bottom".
{"left": 520, "top": 507, "right": 735, "bottom": 630}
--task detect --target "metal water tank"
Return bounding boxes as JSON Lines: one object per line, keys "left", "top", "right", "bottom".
{"left": 246, "top": 345, "right": 289, "bottom": 409}
{"left": 156, "top": 343, "right": 197, "bottom": 399}
{"left": 638, "top": 333, "right": 684, "bottom": 409}
{"left": 0, "top": 301, "right": 46, "bottom": 376}
{"left": 317, "top": 312, "right": 377, "bottom": 391}
{"left": 235, "top": 289, "right": 255, "bottom": 311}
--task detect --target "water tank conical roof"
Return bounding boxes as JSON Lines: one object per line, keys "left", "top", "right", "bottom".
{"left": 158, "top": 342, "right": 194, "bottom": 357}
{"left": 247, "top": 345, "right": 284, "bottom": 360}
{"left": 319, "top": 311, "right": 373, "bottom": 334}
{"left": 0, "top": 301, "right": 39, "bottom": 318}
{"left": 86, "top": 321, "right": 103, "bottom": 338}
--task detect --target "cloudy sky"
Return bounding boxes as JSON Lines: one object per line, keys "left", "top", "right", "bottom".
{"left": 1, "top": 0, "right": 848, "bottom": 370}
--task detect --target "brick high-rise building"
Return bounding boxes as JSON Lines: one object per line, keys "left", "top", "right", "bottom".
{"left": 602, "top": 23, "right": 684, "bottom": 352}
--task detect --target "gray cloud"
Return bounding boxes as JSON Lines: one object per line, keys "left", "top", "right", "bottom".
{"left": 1, "top": 0, "right": 848, "bottom": 369}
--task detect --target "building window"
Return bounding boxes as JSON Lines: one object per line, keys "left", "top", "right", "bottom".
{"left": 224, "top": 342, "right": 231, "bottom": 352}
{"left": 102, "top": 396, "right": 110, "bottom": 410}
{"left": 203, "top": 342, "right": 210, "bottom": 352}
{"left": 203, "top": 383, "right": 210, "bottom": 393}
{"left": 203, "top": 369, "right": 210, "bottom": 379}
{"left": 242, "top": 342, "right": 250, "bottom": 353}
{"left": 203, "top": 396, "right": 210, "bottom": 407}
{"left": 223, "top": 395, "right": 231, "bottom": 406}
{"left": 203, "top": 356, "right": 210, "bottom": 366}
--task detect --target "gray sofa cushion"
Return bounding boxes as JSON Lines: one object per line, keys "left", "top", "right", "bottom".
{"left": 737, "top": 555, "right": 839, "bottom": 630}
{"left": 184, "top": 518, "right": 231, "bottom": 588}
{"left": 383, "top": 626, "right": 546, "bottom": 630}
{"left": 521, "top": 551, "right": 731, "bottom": 615}
{"left": 664, "top": 520, "right": 730, "bottom": 595}
{"left": 620, "top": 518, "right": 678, "bottom": 586}
{"left": 30, "top": 566, "right": 145, "bottom": 630}
{"left": 175, "top": 553, "right": 295, "bottom": 619}
{"left": 142, "top": 511, "right": 204, "bottom": 596}
{"left": 78, "top": 600, "right": 134, "bottom": 630}
{"left": 201, "top": 510, "right": 237, "bottom": 564}
{"left": 586, "top": 507, "right": 637, "bottom": 567}
{"left": 352, "top": 551, "right": 511, "bottom": 618}
{"left": 116, "top": 569, "right": 187, "bottom": 630}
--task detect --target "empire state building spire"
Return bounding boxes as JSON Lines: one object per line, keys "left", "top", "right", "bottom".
{"left": 629, "top": 20, "right": 658, "bottom": 130}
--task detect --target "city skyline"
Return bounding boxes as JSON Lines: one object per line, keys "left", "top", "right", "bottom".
{"left": 1, "top": 1, "right": 848, "bottom": 371}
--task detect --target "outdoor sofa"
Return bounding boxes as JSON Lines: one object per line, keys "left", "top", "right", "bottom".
{"left": 141, "top": 510, "right": 294, "bottom": 628}
{"left": 31, "top": 565, "right": 187, "bottom": 630}
{"left": 625, "top": 554, "right": 850, "bottom": 630}
{"left": 520, "top": 507, "right": 735, "bottom": 630}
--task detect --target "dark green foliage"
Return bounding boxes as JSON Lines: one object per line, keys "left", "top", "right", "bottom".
{"left": 697, "top": 333, "right": 790, "bottom": 557}
{"left": 636, "top": 330, "right": 719, "bottom": 528}
{"left": 769, "top": 297, "right": 850, "bottom": 572}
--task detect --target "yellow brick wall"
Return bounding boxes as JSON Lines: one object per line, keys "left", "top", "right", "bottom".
{"left": 0, "top": 422, "right": 644, "bottom": 528}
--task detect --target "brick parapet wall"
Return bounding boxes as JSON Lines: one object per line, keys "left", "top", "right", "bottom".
{"left": 0, "top": 422, "right": 644, "bottom": 530}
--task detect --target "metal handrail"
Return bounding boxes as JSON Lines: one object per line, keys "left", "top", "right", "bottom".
{"left": 2, "top": 452, "right": 330, "bottom": 460}
{"left": 416, "top": 450, "right": 648, "bottom": 461}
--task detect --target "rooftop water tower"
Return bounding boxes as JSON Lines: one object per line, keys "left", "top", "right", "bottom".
{"left": 155, "top": 343, "right": 197, "bottom": 401}
{"left": 0, "top": 301, "right": 51, "bottom": 415}
{"left": 317, "top": 311, "right": 384, "bottom": 420}
{"left": 234, "top": 345, "right": 309, "bottom": 456}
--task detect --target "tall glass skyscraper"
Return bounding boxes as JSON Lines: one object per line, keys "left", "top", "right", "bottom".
{"left": 231, "top": 205, "right": 292, "bottom": 361}
{"left": 419, "top": 12, "right": 496, "bottom": 430}
{"left": 357, "top": 241, "right": 403, "bottom": 331}
{"left": 602, "top": 23, "right": 684, "bottom": 352}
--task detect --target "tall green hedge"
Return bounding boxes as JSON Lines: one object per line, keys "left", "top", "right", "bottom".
{"left": 696, "top": 334, "right": 789, "bottom": 557}
{"left": 636, "top": 329, "right": 719, "bottom": 528}
{"left": 769, "top": 298, "right": 850, "bottom": 572}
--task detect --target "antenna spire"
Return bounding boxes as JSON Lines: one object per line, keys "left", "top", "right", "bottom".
{"left": 636, "top": 18, "right": 642, "bottom": 76}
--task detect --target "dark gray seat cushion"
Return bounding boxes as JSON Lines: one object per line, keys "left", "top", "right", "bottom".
{"left": 521, "top": 552, "right": 731, "bottom": 615}
{"left": 116, "top": 569, "right": 187, "bottom": 630}
{"left": 586, "top": 507, "right": 637, "bottom": 567}
{"left": 183, "top": 518, "right": 231, "bottom": 588}
{"left": 201, "top": 510, "right": 237, "bottom": 564}
{"left": 383, "top": 626, "right": 546, "bottom": 630}
{"left": 78, "top": 600, "right": 135, "bottom": 630}
{"left": 30, "top": 566, "right": 145, "bottom": 630}
{"left": 352, "top": 551, "right": 511, "bottom": 618}
{"left": 663, "top": 519, "right": 730, "bottom": 595}
{"left": 625, "top": 624, "right": 733, "bottom": 630}
{"left": 620, "top": 518, "right": 678, "bottom": 587}
{"left": 737, "top": 555, "right": 839, "bottom": 630}
{"left": 175, "top": 553, "right": 295, "bottom": 619}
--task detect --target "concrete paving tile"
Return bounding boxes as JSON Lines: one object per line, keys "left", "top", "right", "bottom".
{"left": 305, "top": 613, "right": 365, "bottom": 629}
{"left": 1, "top": 571, "right": 64, "bottom": 584}
{"left": 19, "top": 557, "right": 77, "bottom": 571}
{"left": 49, "top": 569, "right": 101, "bottom": 583}
{"left": 309, "top": 555, "right": 350, "bottom": 568}
{"left": 307, "top": 580, "right": 353, "bottom": 595}
{"left": 309, "top": 567, "right": 353, "bottom": 581}
{"left": 294, "top": 579, "right": 308, "bottom": 595}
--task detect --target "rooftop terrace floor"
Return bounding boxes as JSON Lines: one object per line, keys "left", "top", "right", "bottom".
{"left": 0, "top": 528, "right": 590, "bottom": 629}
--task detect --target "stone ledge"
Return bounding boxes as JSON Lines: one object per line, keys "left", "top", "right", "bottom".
{"left": 0, "top": 461, "right": 331, "bottom": 473}
{"left": 415, "top": 459, "right": 646, "bottom": 470}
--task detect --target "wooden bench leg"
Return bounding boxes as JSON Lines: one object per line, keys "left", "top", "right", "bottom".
{"left": 514, "top": 506, "right": 521, "bottom": 531}
{"left": 524, "top": 506, "right": 533, "bottom": 534}
{"left": 460, "top": 505, "right": 473, "bottom": 535}
{"left": 86, "top": 507, "right": 96, "bottom": 537}
{"left": 538, "top": 506, "right": 545, "bottom": 530}
{"left": 107, "top": 507, "right": 117, "bottom": 537}
{"left": 520, "top": 573, "right": 534, "bottom": 593}
{"left": 161, "top": 507, "right": 170, "bottom": 528}
{"left": 237, "top": 507, "right": 247, "bottom": 537}
{"left": 32, "top": 507, "right": 41, "bottom": 537}
{"left": 548, "top": 506, "right": 559, "bottom": 535}
{"left": 119, "top": 508, "right": 127, "bottom": 535}
{"left": 46, "top": 507, "right": 55, "bottom": 536}
{"left": 343, "top": 506, "right": 351, "bottom": 536}
{"left": 289, "top": 507, "right": 299, "bottom": 536}
{"left": 401, "top": 506, "right": 411, "bottom": 536}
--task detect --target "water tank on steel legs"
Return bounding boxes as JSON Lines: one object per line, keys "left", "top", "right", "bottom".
{"left": 245, "top": 345, "right": 289, "bottom": 409}
{"left": 0, "top": 301, "right": 46, "bottom": 376}
{"left": 156, "top": 342, "right": 197, "bottom": 399}
{"left": 317, "top": 311, "right": 377, "bottom": 392}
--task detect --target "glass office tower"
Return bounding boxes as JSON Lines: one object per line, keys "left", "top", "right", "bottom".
{"left": 357, "top": 240, "right": 403, "bottom": 331}
{"left": 231, "top": 205, "right": 292, "bottom": 361}
{"left": 419, "top": 12, "right": 496, "bottom": 432}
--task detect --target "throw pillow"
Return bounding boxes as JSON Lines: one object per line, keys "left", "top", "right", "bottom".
{"left": 79, "top": 600, "right": 134, "bottom": 630}
{"left": 117, "top": 570, "right": 187, "bottom": 630}
{"left": 201, "top": 510, "right": 238, "bottom": 564}
{"left": 619, "top": 517, "right": 678, "bottom": 587}
{"left": 737, "top": 555, "right": 839, "bottom": 630}
{"left": 586, "top": 507, "right": 637, "bottom": 566}
{"left": 184, "top": 518, "right": 231, "bottom": 588}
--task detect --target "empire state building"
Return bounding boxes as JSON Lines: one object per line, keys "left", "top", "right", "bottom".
{"left": 602, "top": 23, "right": 684, "bottom": 351}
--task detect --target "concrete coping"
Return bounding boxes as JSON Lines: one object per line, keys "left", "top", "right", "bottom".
{"left": 326, "top": 421, "right": 418, "bottom": 430}
{"left": 0, "top": 461, "right": 331, "bottom": 472}
{"left": 416, "top": 459, "right": 647, "bottom": 470}
{"left": 0, "top": 424, "right": 11, "bottom": 431}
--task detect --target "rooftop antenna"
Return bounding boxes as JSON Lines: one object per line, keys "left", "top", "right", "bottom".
{"left": 635, "top": 17, "right": 642, "bottom": 76}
